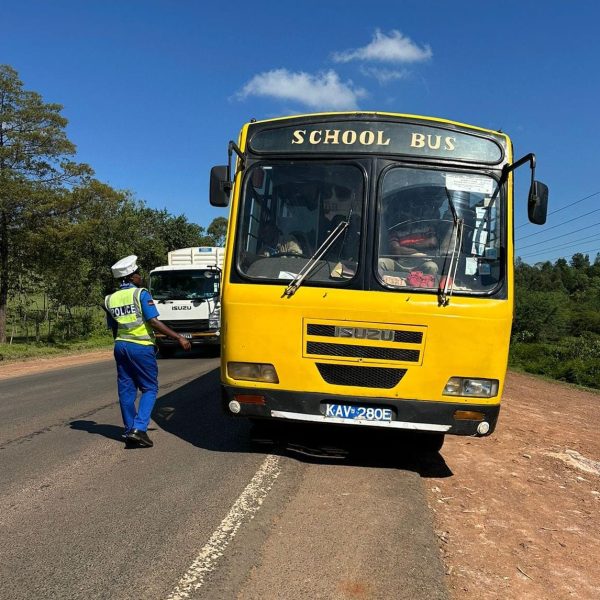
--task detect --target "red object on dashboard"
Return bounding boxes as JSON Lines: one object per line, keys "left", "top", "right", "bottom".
{"left": 407, "top": 271, "right": 435, "bottom": 288}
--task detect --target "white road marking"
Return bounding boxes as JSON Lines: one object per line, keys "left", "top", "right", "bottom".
{"left": 166, "top": 454, "right": 281, "bottom": 600}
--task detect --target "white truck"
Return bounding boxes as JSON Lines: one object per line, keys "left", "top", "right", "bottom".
{"left": 149, "top": 247, "right": 224, "bottom": 356}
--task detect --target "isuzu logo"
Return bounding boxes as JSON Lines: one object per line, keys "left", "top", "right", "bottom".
{"left": 334, "top": 327, "right": 394, "bottom": 341}
{"left": 172, "top": 306, "right": 192, "bottom": 311}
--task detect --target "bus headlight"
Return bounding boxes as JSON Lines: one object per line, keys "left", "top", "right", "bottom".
{"left": 443, "top": 377, "right": 499, "bottom": 398}
{"left": 227, "top": 362, "right": 279, "bottom": 384}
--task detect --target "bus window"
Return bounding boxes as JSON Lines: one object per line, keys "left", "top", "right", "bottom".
{"left": 237, "top": 164, "right": 364, "bottom": 283}
{"left": 377, "top": 167, "right": 502, "bottom": 293}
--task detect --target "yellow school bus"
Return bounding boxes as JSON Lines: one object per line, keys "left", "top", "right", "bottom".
{"left": 209, "top": 112, "right": 548, "bottom": 451}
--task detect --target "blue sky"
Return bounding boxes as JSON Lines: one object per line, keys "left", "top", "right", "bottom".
{"left": 2, "top": 0, "right": 599, "bottom": 264}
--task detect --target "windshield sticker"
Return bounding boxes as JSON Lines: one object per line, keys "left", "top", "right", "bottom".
{"left": 445, "top": 174, "right": 495, "bottom": 195}
{"left": 479, "top": 262, "right": 491, "bottom": 275}
{"left": 278, "top": 271, "right": 298, "bottom": 280}
{"left": 382, "top": 274, "right": 407, "bottom": 287}
{"left": 472, "top": 229, "right": 488, "bottom": 255}
{"left": 465, "top": 257, "right": 478, "bottom": 276}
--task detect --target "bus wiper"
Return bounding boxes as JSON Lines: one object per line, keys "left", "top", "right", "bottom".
{"left": 438, "top": 192, "right": 464, "bottom": 307}
{"left": 283, "top": 219, "right": 349, "bottom": 298}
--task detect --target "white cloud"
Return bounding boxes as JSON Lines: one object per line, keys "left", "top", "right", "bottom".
{"left": 333, "top": 29, "right": 432, "bottom": 64}
{"left": 360, "top": 66, "right": 410, "bottom": 84}
{"left": 236, "top": 69, "right": 367, "bottom": 110}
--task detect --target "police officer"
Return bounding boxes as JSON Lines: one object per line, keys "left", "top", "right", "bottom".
{"left": 105, "top": 255, "right": 191, "bottom": 447}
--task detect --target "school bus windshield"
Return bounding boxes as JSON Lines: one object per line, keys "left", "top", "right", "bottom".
{"left": 378, "top": 167, "right": 502, "bottom": 293}
{"left": 235, "top": 161, "right": 503, "bottom": 294}
{"left": 236, "top": 163, "right": 364, "bottom": 283}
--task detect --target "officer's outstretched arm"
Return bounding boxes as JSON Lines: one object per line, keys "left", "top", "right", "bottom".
{"left": 147, "top": 318, "right": 192, "bottom": 351}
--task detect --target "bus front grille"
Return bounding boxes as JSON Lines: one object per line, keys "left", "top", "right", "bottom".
{"left": 307, "top": 342, "right": 419, "bottom": 362}
{"left": 307, "top": 324, "right": 423, "bottom": 344}
{"left": 304, "top": 319, "right": 426, "bottom": 366}
{"left": 316, "top": 363, "right": 406, "bottom": 388}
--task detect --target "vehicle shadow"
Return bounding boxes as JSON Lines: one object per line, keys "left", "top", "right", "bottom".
{"left": 152, "top": 368, "right": 453, "bottom": 478}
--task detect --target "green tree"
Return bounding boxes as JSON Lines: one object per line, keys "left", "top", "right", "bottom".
{"left": 513, "top": 289, "right": 569, "bottom": 342}
{"left": 0, "top": 65, "right": 92, "bottom": 342}
{"left": 29, "top": 180, "right": 209, "bottom": 312}
{"left": 205, "top": 216, "right": 228, "bottom": 247}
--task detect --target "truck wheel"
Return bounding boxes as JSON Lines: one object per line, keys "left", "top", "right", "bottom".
{"left": 158, "top": 345, "right": 176, "bottom": 359}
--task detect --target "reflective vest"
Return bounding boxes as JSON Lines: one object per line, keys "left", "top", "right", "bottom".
{"left": 105, "top": 287, "right": 155, "bottom": 346}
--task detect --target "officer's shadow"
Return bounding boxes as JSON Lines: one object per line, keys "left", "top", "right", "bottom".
{"left": 152, "top": 368, "right": 453, "bottom": 477}
{"left": 70, "top": 420, "right": 124, "bottom": 441}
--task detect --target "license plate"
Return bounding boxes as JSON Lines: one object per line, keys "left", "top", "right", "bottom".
{"left": 324, "top": 404, "right": 393, "bottom": 422}
{"left": 179, "top": 332, "right": 192, "bottom": 339}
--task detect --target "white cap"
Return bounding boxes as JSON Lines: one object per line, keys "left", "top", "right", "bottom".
{"left": 111, "top": 255, "right": 139, "bottom": 278}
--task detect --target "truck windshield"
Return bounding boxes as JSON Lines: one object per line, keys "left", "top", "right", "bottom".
{"left": 150, "top": 270, "right": 220, "bottom": 300}
{"left": 236, "top": 163, "right": 364, "bottom": 283}
{"left": 377, "top": 167, "right": 503, "bottom": 294}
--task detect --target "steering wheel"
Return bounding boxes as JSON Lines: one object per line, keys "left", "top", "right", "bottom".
{"left": 270, "top": 251, "right": 309, "bottom": 258}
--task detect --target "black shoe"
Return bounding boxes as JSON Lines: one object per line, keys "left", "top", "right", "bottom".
{"left": 126, "top": 429, "right": 154, "bottom": 447}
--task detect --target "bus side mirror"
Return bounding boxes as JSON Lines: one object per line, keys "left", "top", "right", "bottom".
{"left": 210, "top": 165, "right": 231, "bottom": 207}
{"left": 528, "top": 181, "right": 548, "bottom": 225}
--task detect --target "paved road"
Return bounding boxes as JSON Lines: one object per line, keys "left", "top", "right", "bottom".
{"left": 0, "top": 351, "right": 449, "bottom": 599}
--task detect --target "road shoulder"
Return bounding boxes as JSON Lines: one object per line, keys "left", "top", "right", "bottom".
{"left": 236, "top": 459, "right": 448, "bottom": 600}
{"left": 0, "top": 349, "right": 113, "bottom": 380}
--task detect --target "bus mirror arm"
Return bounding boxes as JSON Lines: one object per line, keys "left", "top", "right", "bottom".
{"left": 502, "top": 153, "right": 549, "bottom": 225}
{"left": 227, "top": 140, "right": 246, "bottom": 182}
{"left": 209, "top": 142, "right": 246, "bottom": 207}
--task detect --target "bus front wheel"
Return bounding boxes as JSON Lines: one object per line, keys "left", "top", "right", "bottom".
{"left": 416, "top": 433, "right": 445, "bottom": 453}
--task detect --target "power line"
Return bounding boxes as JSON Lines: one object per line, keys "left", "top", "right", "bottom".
{"left": 521, "top": 239, "right": 600, "bottom": 257}
{"left": 515, "top": 190, "right": 600, "bottom": 231}
{"left": 516, "top": 205, "right": 600, "bottom": 241}
{"left": 521, "top": 242, "right": 600, "bottom": 259}
{"left": 518, "top": 223, "right": 600, "bottom": 250}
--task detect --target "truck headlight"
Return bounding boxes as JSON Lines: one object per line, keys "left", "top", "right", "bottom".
{"left": 227, "top": 362, "right": 279, "bottom": 384}
{"left": 443, "top": 377, "right": 499, "bottom": 398}
{"left": 208, "top": 305, "right": 221, "bottom": 329}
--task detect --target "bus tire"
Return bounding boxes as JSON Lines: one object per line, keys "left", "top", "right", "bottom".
{"left": 416, "top": 432, "right": 445, "bottom": 453}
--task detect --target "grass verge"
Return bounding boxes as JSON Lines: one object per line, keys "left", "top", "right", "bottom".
{"left": 0, "top": 335, "right": 113, "bottom": 363}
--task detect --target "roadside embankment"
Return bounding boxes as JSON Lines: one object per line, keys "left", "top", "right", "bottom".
{"left": 0, "top": 347, "right": 113, "bottom": 380}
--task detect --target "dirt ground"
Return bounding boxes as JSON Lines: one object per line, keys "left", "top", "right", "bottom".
{"left": 427, "top": 371, "right": 600, "bottom": 600}
{"left": 3, "top": 354, "right": 598, "bottom": 598}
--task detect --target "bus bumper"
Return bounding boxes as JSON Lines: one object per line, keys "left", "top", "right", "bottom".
{"left": 221, "top": 385, "right": 500, "bottom": 437}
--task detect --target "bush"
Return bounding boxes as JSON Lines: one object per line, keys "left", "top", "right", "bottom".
{"left": 510, "top": 335, "right": 600, "bottom": 390}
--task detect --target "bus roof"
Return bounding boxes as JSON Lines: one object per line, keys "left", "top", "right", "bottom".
{"left": 241, "top": 111, "right": 508, "bottom": 141}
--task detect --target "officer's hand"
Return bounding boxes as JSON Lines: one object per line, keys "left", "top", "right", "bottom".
{"left": 178, "top": 336, "right": 192, "bottom": 351}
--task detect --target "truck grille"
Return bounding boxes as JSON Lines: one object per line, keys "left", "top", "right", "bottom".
{"left": 159, "top": 319, "right": 209, "bottom": 331}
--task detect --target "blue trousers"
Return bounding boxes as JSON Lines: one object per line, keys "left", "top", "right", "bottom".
{"left": 114, "top": 341, "right": 158, "bottom": 432}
